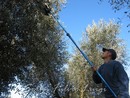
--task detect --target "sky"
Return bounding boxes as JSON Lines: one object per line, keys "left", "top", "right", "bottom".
{"left": 11, "top": 0, "right": 130, "bottom": 97}
{"left": 59, "top": 0, "right": 130, "bottom": 72}
{"left": 59, "top": 0, "right": 130, "bottom": 52}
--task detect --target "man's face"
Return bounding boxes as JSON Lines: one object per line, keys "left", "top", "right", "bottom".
{"left": 101, "top": 51, "right": 111, "bottom": 59}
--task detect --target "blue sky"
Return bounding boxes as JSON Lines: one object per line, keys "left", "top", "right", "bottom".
{"left": 59, "top": 0, "right": 130, "bottom": 93}
{"left": 59, "top": 0, "right": 130, "bottom": 51}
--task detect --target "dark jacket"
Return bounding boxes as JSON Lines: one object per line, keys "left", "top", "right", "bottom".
{"left": 93, "top": 60, "right": 129, "bottom": 98}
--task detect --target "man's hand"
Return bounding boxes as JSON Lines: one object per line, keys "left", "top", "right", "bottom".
{"left": 91, "top": 66, "right": 97, "bottom": 71}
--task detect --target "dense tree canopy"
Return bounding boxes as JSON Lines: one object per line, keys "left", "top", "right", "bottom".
{"left": 0, "top": 0, "right": 68, "bottom": 97}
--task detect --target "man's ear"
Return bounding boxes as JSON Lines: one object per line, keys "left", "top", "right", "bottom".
{"left": 108, "top": 52, "right": 112, "bottom": 57}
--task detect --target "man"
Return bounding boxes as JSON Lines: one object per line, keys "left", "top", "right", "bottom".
{"left": 92, "top": 48, "right": 129, "bottom": 98}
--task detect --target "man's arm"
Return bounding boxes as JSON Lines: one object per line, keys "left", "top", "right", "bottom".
{"left": 92, "top": 66, "right": 102, "bottom": 84}
{"left": 115, "top": 62, "right": 129, "bottom": 98}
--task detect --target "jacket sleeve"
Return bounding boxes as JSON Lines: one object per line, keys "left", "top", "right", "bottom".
{"left": 93, "top": 71, "right": 102, "bottom": 84}
{"left": 115, "top": 62, "right": 129, "bottom": 98}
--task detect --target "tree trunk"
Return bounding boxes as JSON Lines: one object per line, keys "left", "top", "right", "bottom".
{"left": 80, "top": 88, "right": 84, "bottom": 98}
{"left": 47, "top": 69, "right": 61, "bottom": 98}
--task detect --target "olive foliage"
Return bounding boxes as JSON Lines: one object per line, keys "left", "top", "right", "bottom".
{"left": 0, "top": 0, "right": 68, "bottom": 97}
{"left": 100, "top": 0, "right": 130, "bottom": 31}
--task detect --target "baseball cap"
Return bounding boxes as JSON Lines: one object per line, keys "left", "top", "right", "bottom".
{"left": 102, "top": 48, "right": 117, "bottom": 60}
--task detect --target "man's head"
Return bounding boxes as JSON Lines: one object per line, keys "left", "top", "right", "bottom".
{"left": 101, "top": 48, "right": 117, "bottom": 60}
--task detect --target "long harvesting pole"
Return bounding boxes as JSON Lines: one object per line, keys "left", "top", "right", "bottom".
{"left": 51, "top": 14, "right": 117, "bottom": 98}
{"left": 23, "top": 1, "right": 117, "bottom": 97}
